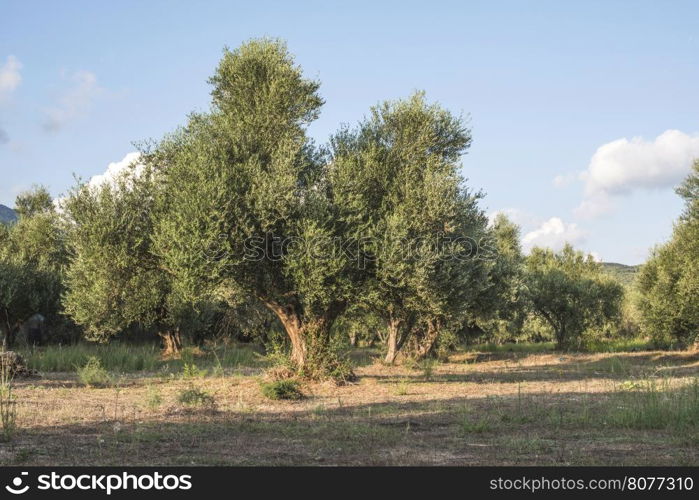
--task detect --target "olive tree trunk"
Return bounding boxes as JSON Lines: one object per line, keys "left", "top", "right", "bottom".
{"left": 384, "top": 317, "right": 404, "bottom": 364}
{"left": 159, "top": 330, "right": 182, "bottom": 356}
{"left": 414, "top": 320, "right": 440, "bottom": 360}
{"left": 262, "top": 299, "right": 337, "bottom": 370}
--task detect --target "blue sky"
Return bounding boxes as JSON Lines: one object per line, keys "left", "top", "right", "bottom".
{"left": 1, "top": 0, "right": 698, "bottom": 264}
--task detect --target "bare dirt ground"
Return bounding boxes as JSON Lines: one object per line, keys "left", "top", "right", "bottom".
{"left": 1, "top": 349, "right": 698, "bottom": 465}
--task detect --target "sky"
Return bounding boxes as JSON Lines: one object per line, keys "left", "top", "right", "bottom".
{"left": 1, "top": 0, "right": 698, "bottom": 264}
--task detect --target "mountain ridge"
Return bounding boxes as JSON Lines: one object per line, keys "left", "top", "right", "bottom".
{"left": 0, "top": 204, "right": 17, "bottom": 224}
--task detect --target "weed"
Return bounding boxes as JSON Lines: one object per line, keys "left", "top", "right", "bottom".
{"left": 395, "top": 380, "right": 410, "bottom": 396}
{"left": 420, "top": 359, "right": 435, "bottom": 380}
{"left": 609, "top": 378, "right": 699, "bottom": 431}
{"left": 182, "top": 363, "right": 206, "bottom": 379}
{"left": 177, "top": 386, "right": 215, "bottom": 407}
{"left": 0, "top": 361, "right": 17, "bottom": 441}
{"left": 260, "top": 379, "right": 304, "bottom": 400}
{"left": 145, "top": 385, "right": 163, "bottom": 410}
{"left": 461, "top": 416, "right": 493, "bottom": 433}
{"left": 76, "top": 357, "right": 111, "bottom": 387}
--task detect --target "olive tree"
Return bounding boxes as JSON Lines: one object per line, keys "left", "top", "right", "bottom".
{"left": 147, "top": 39, "right": 359, "bottom": 373}
{"left": 329, "top": 93, "right": 489, "bottom": 363}
{"left": 471, "top": 213, "right": 527, "bottom": 343}
{"left": 62, "top": 167, "right": 190, "bottom": 354}
{"left": 0, "top": 188, "right": 66, "bottom": 348}
{"left": 637, "top": 160, "right": 699, "bottom": 347}
{"left": 524, "top": 244, "right": 624, "bottom": 349}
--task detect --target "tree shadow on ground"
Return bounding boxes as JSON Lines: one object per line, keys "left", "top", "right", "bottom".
{"left": 8, "top": 384, "right": 698, "bottom": 466}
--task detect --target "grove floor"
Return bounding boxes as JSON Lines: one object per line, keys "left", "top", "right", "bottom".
{"left": 2, "top": 349, "right": 698, "bottom": 465}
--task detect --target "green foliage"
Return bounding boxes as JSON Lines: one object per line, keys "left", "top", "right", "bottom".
{"left": 260, "top": 379, "right": 304, "bottom": 400}
{"left": 676, "top": 159, "right": 699, "bottom": 222}
{"left": 461, "top": 415, "right": 493, "bottom": 434}
{"left": 62, "top": 167, "right": 171, "bottom": 342}
{"left": 473, "top": 214, "right": 527, "bottom": 342}
{"left": 25, "top": 343, "right": 161, "bottom": 372}
{"left": 637, "top": 161, "right": 699, "bottom": 347}
{"left": 182, "top": 362, "right": 205, "bottom": 378}
{"left": 76, "top": 356, "right": 111, "bottom": 387}
{"left": 14, "top": 185, "right": 54, "bottom": 219}
{"left": 600, "top": 262, "right": 639, "bottom": 287}
{"left": 419, "top": 358, "right": 435, "bottom": 380}
{"left": 524, "top": 244, "right": 624, "bottom": 349}
{"left": 22, "top": 342, "right": 261, "bottom": 373}
{"left": 394, "top": 379, "right": 410, "bottom": 396}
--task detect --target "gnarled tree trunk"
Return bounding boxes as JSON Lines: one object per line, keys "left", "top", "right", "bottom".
{"left": 1, "top": 313, "right": 19, "bottom": 351}
{"left": 159, "top": 330, "right": 182, "bottom": 357}
{"left": 384, "top": 317, "right": 404, "bottom": 364}
{"left": 414, "top": 320, "right": 440, "bottom": 360}
{"left": 261, "top": 299, "right": 338, "bottom": 371}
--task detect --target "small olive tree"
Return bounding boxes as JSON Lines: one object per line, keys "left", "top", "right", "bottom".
{"left": 62, "top": 167, "right": 192, "bottom": 354}
{"left": 524, "top": 244, "right": 624, "bottom": 349}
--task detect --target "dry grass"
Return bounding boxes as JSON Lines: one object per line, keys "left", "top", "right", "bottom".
{"left": 1, "top": 349, "right": 698, "bottom": 465}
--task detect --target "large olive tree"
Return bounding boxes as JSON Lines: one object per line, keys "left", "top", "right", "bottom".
{"left": 147, "top": 39, "right": 360, "bottom": 373}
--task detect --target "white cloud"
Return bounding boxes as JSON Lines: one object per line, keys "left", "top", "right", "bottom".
{"left": 574, "top": 193, "right": 615, "bottom": 219}
{"left": 575, "top": 130, "right": 699, "bottom": 217}
{"left": 487, "top": 207, "right": 540, "bottom": 228}
{"left": 522, "top": 217, "right": 585, "bottom": 252}
{"left": 553, "top": 172, "right": 576, "bottom": 188}
{"left": 42, "top": 70, "right": 103, "bottom": 132}
{"left": 87, "top": 152, "right": 143, "bottom": 190}
{"left": 0, "top": 55, "right": 22, "bottom": 100}
{"left": 54, "top": 152, "right": 143, "bottom": 212}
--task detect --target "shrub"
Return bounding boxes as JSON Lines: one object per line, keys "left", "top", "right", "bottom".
{"left": 76, "top": 356, "right": 111, "bottom": 387}
{"left": 260, "top": 379, "right": 304, "bottom": 400}
{"left": 177, "top": 386, "right": 215, "bottom": 407}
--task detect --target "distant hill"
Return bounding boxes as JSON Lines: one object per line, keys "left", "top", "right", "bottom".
{"left": 601, "top": 262, "right": 639, "bottom": 286}
{"left": 0, "top": 204, "right": 17, "bottom": 225}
